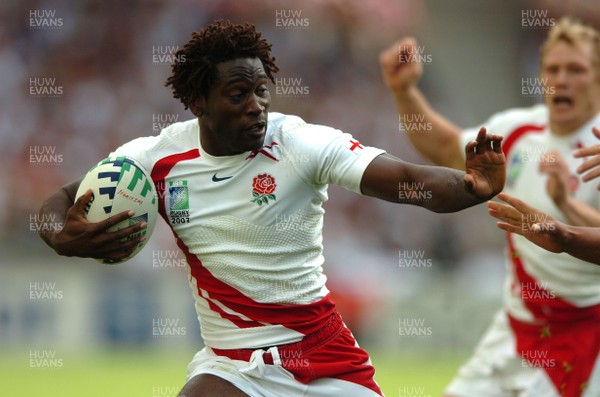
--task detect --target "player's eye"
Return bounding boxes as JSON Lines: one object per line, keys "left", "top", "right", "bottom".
{"left": 229, "top": 91, "right": 245, "bottom": 102}
{"left": 257, "top": 86, "right": 269, "bottom": 97}
{"left": 567, "top": 64, "right": 586, "bottom": 75}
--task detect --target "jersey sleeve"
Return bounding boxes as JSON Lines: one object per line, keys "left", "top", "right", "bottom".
{"left": 281, "top": 122, "right": 385, "bottom": 194}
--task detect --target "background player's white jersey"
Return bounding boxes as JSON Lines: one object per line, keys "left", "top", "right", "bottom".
{"left": 460, "top": 104, "right": 600, "bottom": 322}
{"left": 111, "top": 113, "right": 384, "bottom": 349}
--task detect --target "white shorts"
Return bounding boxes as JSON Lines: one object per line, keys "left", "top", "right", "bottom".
{"left": 445, "top": 310, "right": 600, "bottom": 397}
{"left": 185, "top": 346, "right": 383, "bottom": 397}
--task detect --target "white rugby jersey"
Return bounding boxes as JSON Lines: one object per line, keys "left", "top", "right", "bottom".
{"left": 111, "top": 112, "right": 384, "bottom": 349}
{"left": 460, "top": 104, "right": 600, "bottom": 322}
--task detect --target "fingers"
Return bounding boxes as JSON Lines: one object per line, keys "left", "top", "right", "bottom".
{"left": 573, "top": 145, "right": 600, "bottom": 159}
{"left": 573, "top": 133, "right": 600, "bottom": 188}
{"left": 492, "top": 193, "right": 541, "bottom": 227}
{"left": 71, "top": 189, "right": 93, "bottom": 218}
{"left": 464, "top": 127, "right": 485, "bottom": 158}
{"left": 95, "top": 210, "right": 136, "bottom": 232}
{"left": 397, "top": 37, "right": 419, "bottom": 65}
{"left": 572, "top": 125, "right": 600, "bottom": 159}
{"left": 92, "top": 222, "right": 148, "bottom": 262}
{"left": 580, "top": 167, "right": 600, "bottom": 185}
{"left": 576, "top": 154, "right": 600, "bottom": 175}
{"left": 380, "top": 38, "right": 415, "bottom": 70}
{"left": 487, "top": 199, "right": 522, "bottom": 225}
{"left": 465, "top": 127, "right": 503, "bottom": 156}
{"left": 82, "top": 210, "right": 147, "bottom": 258}
{"left": 495, "top": 221, "right": 524, "bottom": 236}
{"left": 492, "top": 135, "right": 504, "bottom": 153}
{"left": 497, "top": 192, "right": 533, "bottom": 214}
{"left": 93, "top": 217, "right": 147, "bottom": 245}
{"left": 539, "top": 151, "right": 568, "bottom": 176}
{"left": 95, "top": 236, "right": 146, "bottom": 263}
{"left": 379, "top": 37, "right": 424, "bottom": 93}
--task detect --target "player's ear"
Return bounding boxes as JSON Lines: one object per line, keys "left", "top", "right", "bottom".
{"left": 189, "top": 97, "right": 206, "bottom": 118}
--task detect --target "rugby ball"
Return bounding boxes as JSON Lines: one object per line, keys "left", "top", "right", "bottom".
{"left": 75, "top": 155, "right": 158, "bottom": 264}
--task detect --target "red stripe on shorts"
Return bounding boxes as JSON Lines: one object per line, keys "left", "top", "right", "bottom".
{"left": 212, "top": 312, "right": 383, "bottom": 396}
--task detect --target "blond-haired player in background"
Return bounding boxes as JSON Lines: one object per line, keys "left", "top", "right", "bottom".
{"left": 381, "top": 17, "right": 600, "bottom": 397}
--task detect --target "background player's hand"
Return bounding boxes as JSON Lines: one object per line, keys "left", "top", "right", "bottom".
{"left": 379, "top": 37, "right": 424, "bottom": 94}
{"left": 539, "top": 150, "right": 576, "bottom": 206}
{"left": 574, "top": 126, "right": 600, "bottom": 190}
{"left": 487, "top": 193, "right": 564, "bottom": 253}
{"left": 463, "top": 127, "right": 505, "bottom": 198}
{"left": 51, "top": 189, "right": 146, "bottom": 261}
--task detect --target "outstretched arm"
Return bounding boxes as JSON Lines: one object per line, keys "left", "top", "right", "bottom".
{"left": 361, "top": 127, "right": 505, "bottom": 212}
{"left": 38, "top": 179, "right": 146, "bottom": 261}
{"left": 379, "top": 37, "right": 464, "bottom": 170}
{"left": 488, "top": 193, "right": 600, "bottom": 265}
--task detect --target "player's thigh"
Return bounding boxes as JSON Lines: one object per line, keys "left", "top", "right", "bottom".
{"left": 178, "top": 373, "right": 249, "bottom": 397}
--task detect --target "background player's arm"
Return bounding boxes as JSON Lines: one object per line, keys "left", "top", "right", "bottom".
{"left": 361, "top": 127, "right": 505, "bottom": 212}
{"left": 575, "top": 127, "right": 600, "bottom": 190}
{"left": 489, "top": 193, "right": 600, "bottom": 265}
{"left": 38, "top": 179, "right": 145, "bottom": 261}
{"left": 554, "top": 196, "right": 600, "bottom": 227}
{"left": 379, "top": 37, "right": 464, "bottom": 170}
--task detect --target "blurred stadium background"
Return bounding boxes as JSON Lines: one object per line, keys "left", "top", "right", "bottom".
{"left": 2, "top": 0, "right": 600, "bottom": 396}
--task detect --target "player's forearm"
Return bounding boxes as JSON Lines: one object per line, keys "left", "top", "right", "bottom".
{"left": 394, "top": 87, "right": 464, "bottom": 170}
{"left": 557, "top": 196, "right": 600, "bottom": 227}
{"left": 559, "top": 224, "right": 600, "bottom": 265}
{"left": 399, "top": 164, "right": 490, "bottom": 213}
{"left": 38, "top": 184, "right": 76, "bottom": 250}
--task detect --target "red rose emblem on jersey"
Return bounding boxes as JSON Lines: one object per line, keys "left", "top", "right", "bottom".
{"left": 251, "top": 174, "right": 277, "bottom": 206}
{"left": 253, "top": 174, "right": 276, "bottom": 194}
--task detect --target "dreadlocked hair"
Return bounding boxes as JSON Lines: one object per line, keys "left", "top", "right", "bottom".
{"left": 165, "top": 20, "right": 279, "bottom": 109}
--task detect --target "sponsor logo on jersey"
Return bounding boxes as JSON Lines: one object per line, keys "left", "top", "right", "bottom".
{"left": 251, "top": 173, "right": 277, "bottom": 206}
{"left": 212, "top": 173, "right": 233, "bottom": 182}
{"left": 168, "top": 180, "right": 190, "bottom": 224}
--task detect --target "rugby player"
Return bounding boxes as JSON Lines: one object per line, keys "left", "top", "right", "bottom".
{"left": 38, "top": 20, "right": 505, "bottom": 397}
{"left": 380, "top": 16, "right": 600, "bottom": 397}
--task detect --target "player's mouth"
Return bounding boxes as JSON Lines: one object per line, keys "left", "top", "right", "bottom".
{"left": 552, "top": 95, "right": 574, "bottom": 109}
{"left": 244, "top": 121, "right": 266, "bottom": 136}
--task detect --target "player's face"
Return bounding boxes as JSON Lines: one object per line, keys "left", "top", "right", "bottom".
{"left": 540, "top": 41, "right": 600, "bottom": 135}
{"left": 198, "top": 57, "right": 271, "bottom": 156}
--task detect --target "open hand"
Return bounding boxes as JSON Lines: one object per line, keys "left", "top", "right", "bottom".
{"left": 539, "top": 150, "right": 576, "bottom": 206}
{"left": 487, "top": 193, "right": 564, "bottom": 253}
{"left": 464, "top": 127, "right": 506, "bottom": 199}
